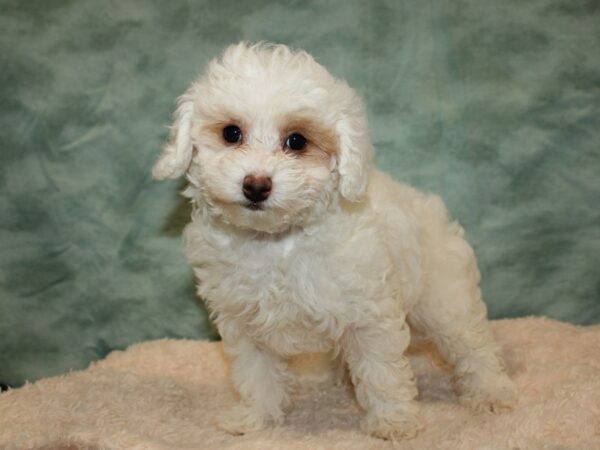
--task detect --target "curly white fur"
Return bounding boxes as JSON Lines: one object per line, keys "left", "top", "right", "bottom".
{"left": 152, "top": 42, "right": 518, "bottom": 440}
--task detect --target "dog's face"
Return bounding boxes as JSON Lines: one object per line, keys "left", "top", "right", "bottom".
{"left": 153, "top": 43, "right": 373, "bottom": 233}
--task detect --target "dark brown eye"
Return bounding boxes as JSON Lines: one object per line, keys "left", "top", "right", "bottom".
{"left": 223, "top": 125, "right": 242, "bottom": 143}
{"left": 286, "top": 133, "right": 307, "bottom": 151}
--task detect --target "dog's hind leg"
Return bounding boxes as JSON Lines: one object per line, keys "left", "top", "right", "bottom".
{"left": 408, "top": 230, "right": 518, "bottom": 413}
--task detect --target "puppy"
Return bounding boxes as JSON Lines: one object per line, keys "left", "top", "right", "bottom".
{"left": 152, "top": 42, "right": 517, "bottom": 440}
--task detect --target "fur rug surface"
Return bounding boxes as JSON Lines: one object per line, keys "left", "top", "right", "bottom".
{"left": 1, "top": 317, "right": 599, "bottom": 450}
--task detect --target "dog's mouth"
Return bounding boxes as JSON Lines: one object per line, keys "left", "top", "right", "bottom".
{"left": 243, "top": 202, "right": 265, "bottom": 211}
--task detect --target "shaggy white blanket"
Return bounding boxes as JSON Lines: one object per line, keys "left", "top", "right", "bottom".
{"left": 1, "top": 317, "right": 599, "bottom": 449}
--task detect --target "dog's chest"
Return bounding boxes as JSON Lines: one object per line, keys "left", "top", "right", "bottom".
{"left": 194, "top": 232, "right": 347, "bottom": 354}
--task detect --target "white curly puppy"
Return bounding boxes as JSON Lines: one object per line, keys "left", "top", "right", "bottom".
{"left": 152, "top": 42, "right": 517, "bottom": 440}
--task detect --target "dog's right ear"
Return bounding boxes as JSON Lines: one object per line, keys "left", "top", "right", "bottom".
{"left": 152, "top": 91, "right": 195, "bottom": 180}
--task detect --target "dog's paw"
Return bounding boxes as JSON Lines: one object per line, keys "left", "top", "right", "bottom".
{"left": 458, "top": 372, "right": 518, "bottom": 414}
{"left": 360, "top": 406, "right": 423, "bottom": 440}
{"left": 214, "top": 404, "right": 281, "bottom": 435}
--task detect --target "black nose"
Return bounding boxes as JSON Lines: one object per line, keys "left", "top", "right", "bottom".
{"left": 242, "top": 175, "right": 272, "bottom": 203}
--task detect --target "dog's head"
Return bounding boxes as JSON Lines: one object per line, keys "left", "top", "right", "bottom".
{"left": 152, "top": 42, "right": 373, "bottom": 233}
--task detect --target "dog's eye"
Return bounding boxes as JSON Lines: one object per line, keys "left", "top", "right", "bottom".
{"left": 286, "top": 133, "right": 307, "bottom": 151}
{"left": 223, "top": 125, "right": 242, "bottom": 144}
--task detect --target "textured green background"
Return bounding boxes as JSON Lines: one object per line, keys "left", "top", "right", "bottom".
{"left": 1, "top": 0, "right": 599, "bottom": 387}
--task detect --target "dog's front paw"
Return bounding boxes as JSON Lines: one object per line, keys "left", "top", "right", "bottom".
{"left": 458, "top": 372, "right": 518, "bottom": 413}
{"left": 361, "top": 406, "right": 423, "bottom": 440}
{"left": 215, "top": 404, "right": 282, "bottom": 435}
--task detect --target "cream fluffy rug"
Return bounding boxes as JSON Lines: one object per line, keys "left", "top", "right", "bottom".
{"left": 1, "top": 317, "right": 599, "bottom": 450}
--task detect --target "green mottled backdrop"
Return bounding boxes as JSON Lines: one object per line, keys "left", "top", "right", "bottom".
{"left": 1, "top": 0, "right": 599, "bottom": 387}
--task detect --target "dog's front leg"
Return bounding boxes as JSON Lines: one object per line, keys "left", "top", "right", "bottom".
{"left": 342, "top": 318, "right": 423, "bottom": 440}
{"left": 216, "top": 334, "right": 293, "bottom": 435}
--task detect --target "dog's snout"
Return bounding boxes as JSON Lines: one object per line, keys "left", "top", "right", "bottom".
{"left": 242, "top": 175, "right": 272, "bottom": 203}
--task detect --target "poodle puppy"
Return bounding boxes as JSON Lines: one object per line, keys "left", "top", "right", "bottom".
{"left": 152, "top": 42, "right": 518, "bottom": 440}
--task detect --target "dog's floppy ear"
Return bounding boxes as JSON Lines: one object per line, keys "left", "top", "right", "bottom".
{"left": 336, "top": 108, "right": 374, "bottom": 202}
{"left": 152, "top": 90, "right": 196, "bottom": 180}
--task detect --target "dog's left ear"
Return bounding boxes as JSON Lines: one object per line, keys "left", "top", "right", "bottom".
{"left": 336, "top": 103, "right": 374, "bottom": 202}
{"left": 152, "top": 89, "right": 195, "bottom": 180}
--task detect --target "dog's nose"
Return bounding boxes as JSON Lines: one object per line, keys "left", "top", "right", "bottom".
{"left": 242, "top": 175, "right": 272, "bottom": 203}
